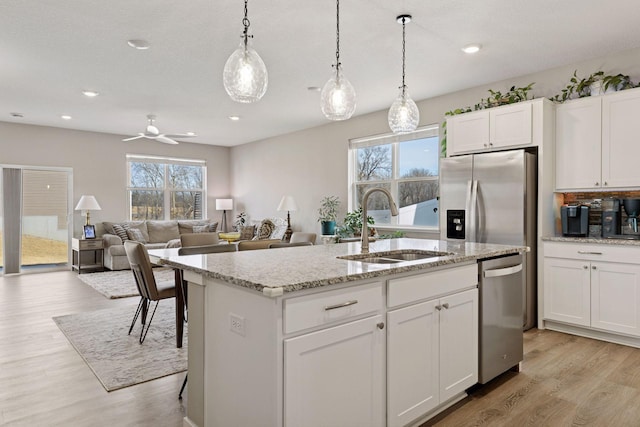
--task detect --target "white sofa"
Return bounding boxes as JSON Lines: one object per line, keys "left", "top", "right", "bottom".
{"left": 97, "top": 219, "right": 218, "bottom": 270}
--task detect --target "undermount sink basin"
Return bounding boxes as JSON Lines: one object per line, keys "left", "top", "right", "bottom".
{"left": 337, "top": 250, "right": 453, "bottom": 264}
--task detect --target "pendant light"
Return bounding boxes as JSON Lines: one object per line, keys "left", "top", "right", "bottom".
{"left": 320, "top": 0, "right": 356, "bottom": 121}
{"left": 388, "top": 14, "right": 419, "bottom": 134}
{"left": 223, "top": 0, "right": 268, "bottom": 103}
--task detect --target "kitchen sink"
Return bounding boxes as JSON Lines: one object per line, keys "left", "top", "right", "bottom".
{"left": 337, "top": 250, "right": 453, "bottom": 264}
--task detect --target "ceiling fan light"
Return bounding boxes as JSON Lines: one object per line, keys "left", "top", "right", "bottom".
{"left": 321, "top": 66, "right": 356, "bottom": 121}
{"left": 223, "top": 40, "right": 268, "bottom": 103}
{"left": 388, "top": 87, "right": 419, "bottom": 133}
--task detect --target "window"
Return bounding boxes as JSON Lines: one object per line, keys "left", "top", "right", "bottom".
{"left": 127, "top": 155, "right": 206, "bottom": 221}
{"left": 349, "top": 126, "right": 440, "bottom": 229}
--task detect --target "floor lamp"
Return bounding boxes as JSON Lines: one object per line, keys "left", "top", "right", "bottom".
{"left": 277, "top": 196, "right": 298, "bottom": 242}
{"left": 216, "top": 198, "right": 233, "bottom": 232}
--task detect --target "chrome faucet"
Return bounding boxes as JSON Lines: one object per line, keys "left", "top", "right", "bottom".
{"left": 361, "top": 188, "right": 399, "bottom": 253}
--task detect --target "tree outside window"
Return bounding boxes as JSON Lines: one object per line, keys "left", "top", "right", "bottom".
{"left": 127, "top": 157, "right": 205, "bottom": 221}
{"left": 351, "top": 127, "right": 439, "bottom": 228}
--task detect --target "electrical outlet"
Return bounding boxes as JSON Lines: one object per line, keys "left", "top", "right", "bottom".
{"left": 229, "top": 313, "right": 245, "bottom": 336}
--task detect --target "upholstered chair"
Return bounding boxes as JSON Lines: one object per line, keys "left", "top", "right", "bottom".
{"left": 124, "top": 241, "right": 179, "bottom": 345}
{"left": 289, "top": 232, "right": 317, "bottom": 244}
{"left": 179, "top": 232, "right": 220, "bottom": 247}
{"left": 268, "top": 241, "right": 313, "bottom": 249}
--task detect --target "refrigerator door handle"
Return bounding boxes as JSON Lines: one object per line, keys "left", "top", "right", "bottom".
{"left": 469, "top": 180, "right": 478, "bottom": 241}
{"left": 464, "top": 180, "right": 473, "bottom": 240}
{"left": 484, "top": 263, "right": 523, "bottom": 278}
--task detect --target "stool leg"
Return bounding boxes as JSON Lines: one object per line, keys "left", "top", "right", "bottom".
{"left": 178, "top": 373, "right": 188, "bottom": 399}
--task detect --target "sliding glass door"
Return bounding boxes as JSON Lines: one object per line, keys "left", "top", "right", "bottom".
{"left": 1, "top": 166, "right": 71, "bottom": 274}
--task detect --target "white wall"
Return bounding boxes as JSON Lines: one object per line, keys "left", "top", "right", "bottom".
{"left": 230, "top": 46, "right": 640, "bottom": 237}
{"left": 0, "top": 122, "right": 230, "bottom": 237}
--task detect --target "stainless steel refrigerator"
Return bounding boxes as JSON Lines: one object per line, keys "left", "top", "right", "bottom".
{"left": 439, "top": 149, "right": 537, "bottom": 330}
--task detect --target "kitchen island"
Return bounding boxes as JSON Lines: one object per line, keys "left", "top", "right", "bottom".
{"left": 151, "top": 238, "right": 527, "bottom": 427}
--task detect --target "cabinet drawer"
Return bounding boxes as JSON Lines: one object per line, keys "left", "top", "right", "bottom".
{"left": 544, "top": 241, "right": 640, "bottom": 264}
{"left": 388, "top": 264, "right": 477, "bottom": 308}
{"left": 81, "top": 239, "right": 103, "bottom": 249}
{"left": 283, "top": 282, "right": 382, "bottom": 334}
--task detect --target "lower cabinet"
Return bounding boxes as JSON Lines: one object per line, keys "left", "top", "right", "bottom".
{"left": 284, "top": 314, "right": 385, "bottom": 427}
{"left": 544, "top": 242, "right": 640, "bottom": 337}
{"left": 387, "top": 288, "right": 478, "bottom": 427}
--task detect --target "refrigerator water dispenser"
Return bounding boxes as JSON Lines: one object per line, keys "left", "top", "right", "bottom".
{"left": 446, "top": 209, "right": 465, "bottom": 239}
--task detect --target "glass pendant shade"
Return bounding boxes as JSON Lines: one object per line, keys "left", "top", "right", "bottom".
{"left": 321, "top": 67, "right": 356, "bottom": 121}
{"left": 223, "top": 39, "right": 268, "bottom": 103}
{"left": 388, "top": 88, "right": 419, "bottom": 133}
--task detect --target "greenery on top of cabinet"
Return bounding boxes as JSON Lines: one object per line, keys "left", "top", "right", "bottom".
{"left": 551, "top": 70, "right": 639, "bottom": 103}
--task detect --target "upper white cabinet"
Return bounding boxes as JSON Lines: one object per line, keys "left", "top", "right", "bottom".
{"left": 555, "top": 87, "right": 640, "bottom": 190}
{"left": 447, "top": 101, "right": 534, "bottom": 156}
{"left": 555, "top": 97, "right": 602, "bottom": 189}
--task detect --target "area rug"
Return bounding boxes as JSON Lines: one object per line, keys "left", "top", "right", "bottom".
{"left": 77, "top": 268, "right": 175, "bottom": 299}
{"left": 53, "top": 303, "right": 187, "bottom": 391}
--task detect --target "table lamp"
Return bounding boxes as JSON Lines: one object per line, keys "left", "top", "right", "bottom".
{"left": 216, "top": 198, "right": 233, "bottom": 232}
{"left": 75, "top": 195, "right": 101, "bottom": 226}
{"left": 277, "top": 195, "right": 298, "bottom": 242}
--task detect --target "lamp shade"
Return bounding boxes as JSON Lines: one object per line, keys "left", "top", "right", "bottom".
{"left": 74, "top": 195, "right": 101, "bottom": 211}
{"left": 216, "top": 198, "right": 233, "bottom": 210}
{"left": 277, "top": 196, "right": 298, "bottom": 212}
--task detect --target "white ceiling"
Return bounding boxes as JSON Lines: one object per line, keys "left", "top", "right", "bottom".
{"left": 2, "top": 0, "right": 640, "bottom": 147}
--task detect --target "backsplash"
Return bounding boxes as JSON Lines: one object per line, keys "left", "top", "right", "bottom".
{"left": 561, "top": 191, "right": 640, "bottom": 238}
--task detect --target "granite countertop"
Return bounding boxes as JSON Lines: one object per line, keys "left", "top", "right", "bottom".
{"left": 542, "top": 236, "right": 640, "bottom": 246}
{"left": 151, "top": 238, "right": 527, "bottom": 297}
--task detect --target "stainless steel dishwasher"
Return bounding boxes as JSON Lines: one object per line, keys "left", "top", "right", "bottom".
{"left": 478, "top": 254, "right": 524, "bottom": 384}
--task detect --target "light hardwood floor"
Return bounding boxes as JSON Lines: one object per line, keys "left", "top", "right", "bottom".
{"left": 0, "top": 270, "right": 186, "bottom": 427}
{"left": 3, "top": 270, "right": 640, "bottom": 426}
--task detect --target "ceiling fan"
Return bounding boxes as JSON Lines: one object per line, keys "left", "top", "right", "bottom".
{"left": 122, "top": 114, "right": 195, "bottom": 145}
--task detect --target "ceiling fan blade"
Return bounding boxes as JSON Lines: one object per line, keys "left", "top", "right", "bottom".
{"left": 122, "top": 134, "right": 145, "bottom": 142}
{"left": 156, "top": 135, "right": 179, "bottom": 145}
{"left": 163, "top": 133, "right": 196, "bottom": 138}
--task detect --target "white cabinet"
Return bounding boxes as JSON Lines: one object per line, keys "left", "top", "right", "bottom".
{"left": 447, "top": 101, "right": 533, "bottom": 156}
{"left": 386, "top": 265, "right": 478, "bottom": 427}
{"left": 555, "top": 97, "right": 602, "bottom": 189}
{"left": 555, "top": 87, "right": 640, "bottom": 190}
{"left": 543, "top": 242, "right": 640, "bottom": 338}
{"left": 284, "top": 315, "right": 385, "bottom": 427}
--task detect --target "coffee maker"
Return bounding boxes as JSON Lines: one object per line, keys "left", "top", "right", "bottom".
{"left": 602, "top": 199, "right": 622, "bottom": 237}
{"left": 561, "top": 205, "right": 589, "bottom": 237}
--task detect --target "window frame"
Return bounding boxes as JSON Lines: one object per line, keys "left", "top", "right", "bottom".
{"left": 348, "top": 125, "right": 440, "bottom": 231}
{"left": 126, "top": 154, "right": 207, "bottom": 221}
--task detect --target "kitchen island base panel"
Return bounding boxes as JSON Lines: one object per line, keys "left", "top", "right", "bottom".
{"left": 543, "top": 320, "right": 640, "bottom": 349}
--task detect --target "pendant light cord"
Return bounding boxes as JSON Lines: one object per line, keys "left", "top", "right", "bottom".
{"left": 401, "top": 16, "right": 406, "bottom": 96}
{"left": 335, "top": 0, "right": 341, "bottom": 71}
{"left": 242, "top": 0, "right": 252, "bottom": 48}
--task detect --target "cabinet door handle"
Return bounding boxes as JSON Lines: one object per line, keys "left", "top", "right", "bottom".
{"left": 592, "top": 266, "right": 597, "bottom": 270}
{"left": 604, "top": 181, "right": 608, "bottom": 186}
{"left": 324, "top": 300, "right": 358, "bottom": 311}
{"left": 595, "top": 182, "right": 600, "bottom": 186}
{"left": 435, "top": 305, "right": 442, "bottom": 311}
{"left": 442, "top": 303, "right": 450, "bottom": 309}
{"left": 377, "top": 322, "right": 385, "bottom": 330}
{"left": 583, "top": 265, "right": 589, "bottom": 269}
{"left": 577, "top": 251, "right": 602, "bottom": 255}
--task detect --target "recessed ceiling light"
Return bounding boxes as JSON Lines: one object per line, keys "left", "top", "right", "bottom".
{"left": 127, "top": 39, "right": 150, "bottom": 50}
{"left": 10, "top": 112, "right": 24, "bottom": 118}
{"left": 228, "top": 116, "right": 241, "bottom": 121}
{"left": 61, "top": 115, "right": 72, "bottom": 120}
{"left": 462, "top": 44, "right": 482, "bottom": 54}
{"left": 82, "top": 90, "right": 100, "bottom": 97}
{"left": 307, "top": 86, "right": 321, "bottom": 92}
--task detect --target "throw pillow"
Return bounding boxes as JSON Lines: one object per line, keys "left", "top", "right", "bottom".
{"left": 254, "top": 219, "right": 276, "bottom": 240}
{"left": 126, "top": 228, "right": 147, "bottom": 243}
{"left": 193, "top": 223, "right": 218, "bottom": 233}
{"left": 112, "top": 224, "right": 130, "bottom": 242}
{"left": 239, "top": 225, "right": 256, "bottom": 241}
{"left": 270, "top": 224, "right": 287, "bottom": 240}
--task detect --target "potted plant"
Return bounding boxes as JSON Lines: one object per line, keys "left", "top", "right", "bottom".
{"left": 341, "top": 207, "right": 375, "bottom": 237}
{"left": 317, "top": 196, "right": 340, "bottom": 235}
{"left": 234, "top": 211, "right": 247, "bottom": 231}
